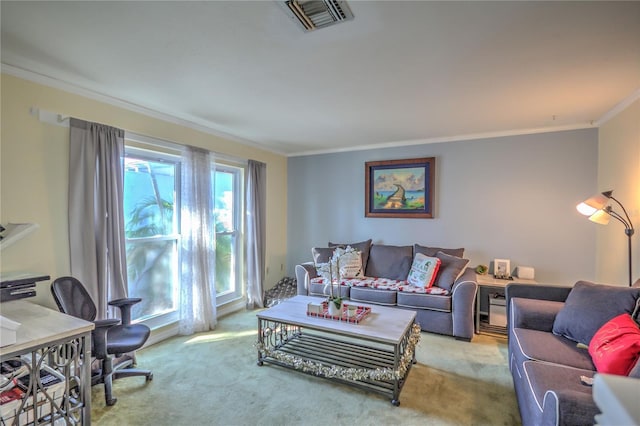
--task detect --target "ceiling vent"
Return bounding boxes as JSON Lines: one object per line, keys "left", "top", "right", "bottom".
{"left": 282, "top": 0, "right": 354, "bottom": 32}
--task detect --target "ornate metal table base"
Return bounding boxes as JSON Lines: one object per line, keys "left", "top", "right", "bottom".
{"left": 257, "top": 318, "right": 420, "bottom": 406}
{"left": 1, "top": 335, "right": 89, "bottom": 425}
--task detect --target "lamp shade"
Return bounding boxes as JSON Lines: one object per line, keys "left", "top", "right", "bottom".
{"left": 588, "top": 209, "right": 611, "bottom": 225}
{"left": 576, "top": 193, "right": 610, "bottom": 216}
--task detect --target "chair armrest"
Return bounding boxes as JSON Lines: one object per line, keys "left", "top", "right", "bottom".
{"left": 108, "top": 298, "right": 141, "bottom": 325}
{"left": 451, "top": 268, "right": 478, "bottom": 340}
{"left": 295, "top": 263, "right": 317, "bottom": 295}
{"left": 108, "top": 297, "right": 142, "bottom": 307}
{"left": 542, "top": 389, "right": 599, "bottom": 426}
{"left": 92, "top": 319, "right": 120, "bottom": 358}
{"left": 509, "top": 297, "right": 564, "bottom": 332}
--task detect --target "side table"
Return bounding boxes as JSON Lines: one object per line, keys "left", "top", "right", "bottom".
{"left": 475, "top": 274, "right": 537, "bottom": 336}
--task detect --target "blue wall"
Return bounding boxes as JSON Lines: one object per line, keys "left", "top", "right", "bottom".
{"left": 287, "top": 128, "right": 599, "bottom": 285}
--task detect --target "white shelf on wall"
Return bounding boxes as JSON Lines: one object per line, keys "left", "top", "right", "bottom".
{"left": 0, "top": 223, "right": 39, "bottom": 251}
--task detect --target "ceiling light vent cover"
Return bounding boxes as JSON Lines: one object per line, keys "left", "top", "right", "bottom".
{"left": 283, "top": 0, "right": 354, "bottom": 32}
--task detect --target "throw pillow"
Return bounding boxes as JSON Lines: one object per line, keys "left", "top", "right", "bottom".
{"left": 552, "top": 281, "right": 640, "bottom": 345}
{"left": 433, "top": 251, "right": 469, "bottom": 292}
{"left": 329, "top": 239, "right": 372, "bottom": 271}
{"left": 335, "top": 248, "right": 364, "bottom": 279}
{"left": 312, "top": 247, "right": 335, "bottom": 265}
{"left": 407, "top": 253, "right": 441, "bottom": 288}
{"left": 414, "top": 244, "right": 465, "bottom": 259}
{"left": 364, "top": 244, "right": 413, "bottom": 281}
{"left": 588, "top": 313, "right": 640, "bottom": 376}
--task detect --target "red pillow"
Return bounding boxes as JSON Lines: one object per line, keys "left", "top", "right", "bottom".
{"left": 588, "top": 313, "right": 640, "bottom": 375}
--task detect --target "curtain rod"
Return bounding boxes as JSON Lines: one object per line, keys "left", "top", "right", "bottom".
{"left": 30, "top": 106, "right": 248, "bottom": 165}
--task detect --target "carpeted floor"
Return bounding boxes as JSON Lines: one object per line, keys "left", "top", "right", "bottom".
{"left": 91, "top": 308, "right": 521, "bottom": 426}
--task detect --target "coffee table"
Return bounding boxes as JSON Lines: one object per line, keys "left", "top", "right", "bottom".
{"left": 256, "top": 295, "right": 420, "bottom": 405}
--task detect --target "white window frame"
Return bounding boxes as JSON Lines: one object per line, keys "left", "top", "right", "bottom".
{"left": 213, "top": 161, "right": 245, "bottom": 306}
{"left": 123, "top": 145, "right": 182, "bottom": 328}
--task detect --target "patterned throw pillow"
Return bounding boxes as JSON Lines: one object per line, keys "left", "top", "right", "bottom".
{"left": 337, "top": 250, "right": 364, "bottom": 279}
{"left": 407, "top": 253, "right": 441, "bottom": 288}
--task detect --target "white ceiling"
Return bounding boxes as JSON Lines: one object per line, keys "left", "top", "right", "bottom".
{"left": 2, "top": 1, "right": 639, "bottom": 156}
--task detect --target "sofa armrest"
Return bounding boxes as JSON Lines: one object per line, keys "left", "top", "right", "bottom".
{"left": 295, "top": 262, "right": 317, "bottom": 295}
{"left": 450, "top": 268, "right": 478, "bottom": 340}
{"left": 510, "top": 297, "right": 564, "bottom": 332}
{"left": 542, "top": 389, "right": 599, "bottom": 426}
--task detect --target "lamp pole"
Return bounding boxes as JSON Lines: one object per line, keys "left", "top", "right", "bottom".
{"left": 605, "top": 195, "right": 635, "bottom": 286}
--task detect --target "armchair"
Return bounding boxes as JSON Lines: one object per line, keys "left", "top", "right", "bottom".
{"left": 51, "top": 276, "right": 153, "bottom": 406}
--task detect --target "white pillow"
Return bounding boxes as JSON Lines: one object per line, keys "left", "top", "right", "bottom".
{"left": 337, "top": 250, "right": 364, "bottom": 279}
{"left": 407, "top": 253, "right": 441, "bottom": 288}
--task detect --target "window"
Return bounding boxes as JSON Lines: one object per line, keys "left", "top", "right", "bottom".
{"left": 123, "top": 143, "right": 245, "bottom": 323}
{"left": 213, "top": 164, "right": 244, "bottom": 305}
{"left": 123, "top": 148, "right": 180, "bottom": 322}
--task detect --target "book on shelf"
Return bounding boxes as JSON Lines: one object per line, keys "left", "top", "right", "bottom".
{"left": 0, "top": 387, "right": 25, "bottom": 405}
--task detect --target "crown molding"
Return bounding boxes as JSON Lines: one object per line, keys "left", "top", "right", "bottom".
{"left": 1, "top": 63, "right": 286, "bottom": 156}
{"left": 287, "top": 123, "right": 595, "bottom": 157}
{"left": 594, "top": 88, "right": 640, "bottom": 127}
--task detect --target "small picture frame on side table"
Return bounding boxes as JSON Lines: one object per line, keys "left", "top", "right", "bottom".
{"left": 493, "top": 259, "right": 511, "bottom": 279}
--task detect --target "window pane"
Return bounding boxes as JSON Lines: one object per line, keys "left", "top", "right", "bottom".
{"left": 124, "top": 159, "right": 176, "bottom": 238}
{"left": 124, "top": 154, "right": 179, "bottom": 321}
{"left": 215, "top": 234, "right": 235, "bottom": 295}
{"left": 214, "top": 170, "right": 234, "bottom": 233}
{"left": 126, "top": 240, "right": 178, "bottom": 320}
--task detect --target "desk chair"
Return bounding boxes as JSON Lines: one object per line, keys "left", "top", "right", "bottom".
{"left": 51, "top": 276, "right": 153, "bottom": 406}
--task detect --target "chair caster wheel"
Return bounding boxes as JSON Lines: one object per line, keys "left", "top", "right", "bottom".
{"left": 391, "top": 399, "right": 400, "bottom": 407}
{"left": 106, "top": 397, "right": 117, "bottom": 406}
{"left": 147, "top": 373, "right": 153, "bottom": 381}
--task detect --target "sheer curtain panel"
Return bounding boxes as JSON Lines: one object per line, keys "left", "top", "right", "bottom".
{"left": 179, "top": 146, "right": 217, "bottom": 335}
{"left": 68, "top": 118, "right": 128, "bottom": 319}
{"left": 246, "top": 160, "right": 266, "bottom": 309}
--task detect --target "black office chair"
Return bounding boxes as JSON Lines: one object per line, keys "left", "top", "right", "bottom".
{"left": 51, "top": 276, "right": 153, "bottom": 406}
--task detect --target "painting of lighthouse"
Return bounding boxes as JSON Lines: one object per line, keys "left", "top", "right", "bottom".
{"left": 365, "top": 157, "right": 435, "bottom": 218}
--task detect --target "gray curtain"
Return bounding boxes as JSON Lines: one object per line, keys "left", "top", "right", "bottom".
{"left": 69, "top": 118, "right": 128, "bottom": 319}
{"left": 179, "top": 146, "right": 217, "bottom": 335}
{"left": 246, "top": 160, "right": 266, "bottom": 309}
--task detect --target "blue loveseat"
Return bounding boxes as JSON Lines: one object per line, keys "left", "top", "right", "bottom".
{"left": 295, "top": 240, "right": 478, "bottom": 340}
{"left": 506, "top": 281, "right": 640, "bottom": 426}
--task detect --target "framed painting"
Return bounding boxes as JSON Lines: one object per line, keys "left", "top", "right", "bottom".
{"left": 365, "top": 157, "right": 435, "bottom": 218}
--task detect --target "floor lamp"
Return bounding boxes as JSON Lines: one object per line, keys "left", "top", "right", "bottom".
{"left": 577, "top": 190, "right": 635, "bottom": 286}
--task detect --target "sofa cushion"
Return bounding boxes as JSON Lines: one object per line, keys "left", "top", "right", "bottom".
{"left": 512, "top": 328, "right": 595, "bottom": 370}
{"left": 589, "top": 313, "right": 640, "bottom": 375}
{"left": 308, "top": 279, "right": 350, "bottom": 299}
{"left": 348, "top": 277, "right": 405, "bottom": 290}
{"left": 397, "top": 288, "right": 452, "bottom": 312}
{"left": 522, "top": 361, "right": 595, "bottom": 425}
{"left": 397, "top": 285, "right": 449, "bottom": 295}
{"left": 328, "top": 239, "right": 372, "bottom": 271}
{"left": 364, "top": 244, "right": 413, "bottom": 280}
{"left": 414, "top": 244, "right": 465, "bottom": 258}
{"left": 407, "top": 253, "right": 441, "bottom": 288}
{"left": 552, "top": 281, "right": 640, "bottom": 345}
{"left": 349, "top": 286, "right": 397, "bottom": 306}
{"left": 433, "top": 251, "right": 469, "bottom": 291}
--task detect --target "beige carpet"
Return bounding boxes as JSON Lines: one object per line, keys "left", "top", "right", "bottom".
{"left": 91, "top": 309, "right": 521, "bottom": 426}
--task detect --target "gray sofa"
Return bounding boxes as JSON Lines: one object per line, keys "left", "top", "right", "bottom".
{"left": 295, "top": 241, "right": 478, "bottom": 340}
{"left": 506, "top": 282, "right": 640, "bottom": 426}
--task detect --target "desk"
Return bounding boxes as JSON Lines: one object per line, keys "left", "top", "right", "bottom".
{"left": 0, "top": 300, "right": 94, "bottom": 425}
{"left": 475, "top": 274, "right": 537, "bottom": 336}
